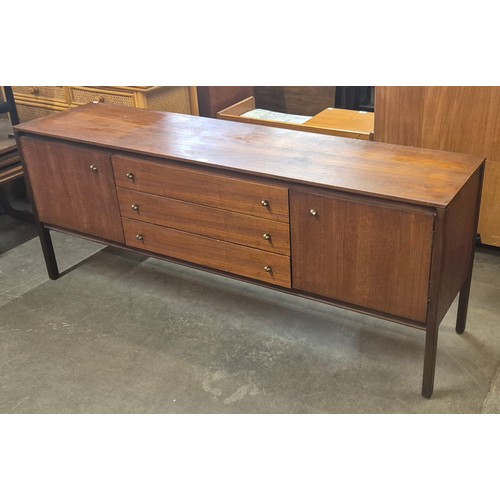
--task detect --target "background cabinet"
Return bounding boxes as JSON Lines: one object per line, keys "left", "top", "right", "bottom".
{"left": 374, "top": 86, "right": 500, "bottom": 247}
{"left": 197, "top": 87, "right": 253, "bottom": 118}
{"left": 11, "top": 86, "right": 199, "bottom": 122}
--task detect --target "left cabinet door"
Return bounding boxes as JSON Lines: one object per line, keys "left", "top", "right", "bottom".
{"left": 20, "top": 137, "right": 125, "bottom": 243}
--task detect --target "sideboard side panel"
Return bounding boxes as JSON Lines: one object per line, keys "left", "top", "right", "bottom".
{"left": 436, "top": 167, "right": 484, "bottom": 324}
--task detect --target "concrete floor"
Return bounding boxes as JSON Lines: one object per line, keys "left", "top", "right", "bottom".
{"left": 1, "top": 117, "right": 500, "bottom": 413}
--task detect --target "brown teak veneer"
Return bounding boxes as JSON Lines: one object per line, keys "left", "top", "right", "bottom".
{"left": 14, "top": 103, "right": 485, "bottom": 398}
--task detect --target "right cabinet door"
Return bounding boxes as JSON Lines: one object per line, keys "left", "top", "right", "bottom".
{"left": 290, "top": 190, "right": 435, "bottom": 323}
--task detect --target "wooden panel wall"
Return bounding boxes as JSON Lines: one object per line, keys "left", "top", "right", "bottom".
{"left": 374, "top": 86, "right": 500, "bottom": 246}
{"left": 373, "top": 87, "right": 425, "bottom": 147}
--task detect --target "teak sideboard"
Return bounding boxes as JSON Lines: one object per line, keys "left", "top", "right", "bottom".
{"left": 14, "top": 103, "right": 485, "bottom": 398}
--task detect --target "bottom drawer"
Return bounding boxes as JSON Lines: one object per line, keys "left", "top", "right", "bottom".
{"left": 123, "top": 218, "right": 291, "bottom": 288}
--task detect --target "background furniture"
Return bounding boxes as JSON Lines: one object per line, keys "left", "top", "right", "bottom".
{"left": 0, "top": 86, "right": 32, "bottom": 221}
{"left": 16, "top": 103, "right": 483, "bottom": 398}
{"left": 253, "top": 87, "right": 336, "bottom": 115}
{"left": 197, "top": 87, "right": 253, "bottom": 118}
{"left": 0, "top": 86, "right": 19, "bottom": 128}
{"left": 11, "top": 86, "right": 199, "bottom": 122}
{"left": 374, "top": 86, "right": 500, "bottom": 247}
{"left": 197, "top": 86, "right": 376, "bottom": 119}
{"left": 335, "top": 86, "right": 375, "bottom": 112}
{"left": 218, "top": 97, "right": 374, "bottom": 140}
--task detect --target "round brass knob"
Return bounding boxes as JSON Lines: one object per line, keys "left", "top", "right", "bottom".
{"left": 126, "top": 172, "right": 134, "bottom": 180}
{"left": 89, "top": 164, "right": 98, "bottom": 172}
{"left": 131, "top": 204, "right": 139, "bottom": 211}
{"left": 136, "top": 234, "right": 144, "bottom": 241}
{"left": 263, "top": 233, "right": 271, "bottom": 240}
{"left": 310, "top": 208, "right": 318, "bottom": 216}
{"left": 261, "top": 200, "right": 270, "bottom": 207}
{"left": 29, "top": 86, "right": 39, "bottom": 95}
{"left": 264, "top": 265, "right": 272, "bottom": 273}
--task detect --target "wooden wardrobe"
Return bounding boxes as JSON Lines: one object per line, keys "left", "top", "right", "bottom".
{"left": 374, "top": 86, "right": 500, "bottom": 247}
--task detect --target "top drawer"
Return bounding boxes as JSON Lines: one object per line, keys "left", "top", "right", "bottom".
{"left": 112, "top": 156, "right": 289, "bottom": 223}
{"left": 69, "top": 87, "right": 135, "bottom": 107}
{"left": 12, "top": 86, "right": 67, "bottom": 102}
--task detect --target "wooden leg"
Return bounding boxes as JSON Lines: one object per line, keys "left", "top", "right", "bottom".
{"left": 456, "top": 270, "right": 473, "bottom": 335}
{"left": 422, "top": 323, "right": 439, "bottom": 399}
{"left": 38, "top": 225, "right": 60, "bottom": 280}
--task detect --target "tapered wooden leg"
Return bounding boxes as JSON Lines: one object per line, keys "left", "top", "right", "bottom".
{"left": 456, "top": 269, "right": 473, "bottom": 335}
{"left": 422, "top": 323, "right": 439, "bottom": 398}
{"left": 38, "top": 225, "right": 60, "bottom": 280}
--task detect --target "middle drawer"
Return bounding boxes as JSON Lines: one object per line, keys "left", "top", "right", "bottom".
{"left": 117, "top": 188, "right": 290, "bottom": 255}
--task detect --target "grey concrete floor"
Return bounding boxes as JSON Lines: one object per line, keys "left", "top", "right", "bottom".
{"left": 1, "top": 227, "right": 499, "bottom": 413}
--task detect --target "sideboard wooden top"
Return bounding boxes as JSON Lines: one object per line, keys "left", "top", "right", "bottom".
{"left": 15, "top": 103, "right": 484, "bottom": 208}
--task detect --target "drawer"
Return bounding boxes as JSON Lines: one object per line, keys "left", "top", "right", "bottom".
{"left": 123, "top": 218, "right": 291, "bottom": 288}
{"left": 113, "top": 155, "right": 289, "bottom": 223}
{"left": 117, "top": 188, "right": 290, "bottom": 255}
{"left": 145, "top": 86, "right": 194, "bottom": 113}
{"left": 12, "top": 86, "right": 67, "bottom": 102}
{"left": 69, "top": 87, "right": 136, "bottom": 107}
{"left": 16, "top": 103, "right": 59, "bottom": 123}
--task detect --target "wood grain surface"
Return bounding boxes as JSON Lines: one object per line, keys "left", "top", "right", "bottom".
{"left": 113, "top": 155, "right": 289, "bottom": 223}
{"left": 290, "top": 190, "right": 435, "bottom": 322}
{"left": 436, "top": 169, "right": 483, "bottom": 324}
{"left": 374, "top": 86, "right": 498, "bottom": 245}
{"left": 303, "top": 108, "right": 374, "bottom": 140}
{"left": 375, "top": 87, "right": 500, "bottom": 159}
{"left": 122, "top": 218, "right": 291, "bottom": 288}
{"left": 218, "top": 99, "right": 373, "bottom": 140}
{"left": 478, "top": 159, "right": 500, "bottom": 246}
{"left": 197, "top": 86, "right": 253, "bottom": 118}
{"left": 20, "top": 137, "right": 124, "bottom": 243}
{"left": 374, "top": 87, "right": 425, "bottom": 146}
{"left": 15, "top": 103, "right": 483, "bottom": 208}
{"left": 116, "top": 188, "right": 290, "bottom": 255}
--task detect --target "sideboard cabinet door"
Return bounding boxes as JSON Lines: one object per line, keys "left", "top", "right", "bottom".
{"left": 21, "top": 137, "right": 125, "bottom": 243}
{"left": 290, "top": 190, "right": 435, "bottom": 323}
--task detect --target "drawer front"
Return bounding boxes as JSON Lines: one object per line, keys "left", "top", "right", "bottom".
{"left": 117, "top": 188, "right": 290, "bottom": 255}
{"left": 123, "top": 218, "right": 291, "bottom": 288}
{"left": 16, "top": 104, "right": 59, "bottom": 123}
{"left": 113, "top": 155, "right": 289, "bottom": 223}
{"left": 69, "top": 87, "right": 135, "bottom": 107}
{"left": 146, "top": 86, "right": 193, "bottom": 113}
{"left": 12, "top": 86, "right": 67, "bottom": 102}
